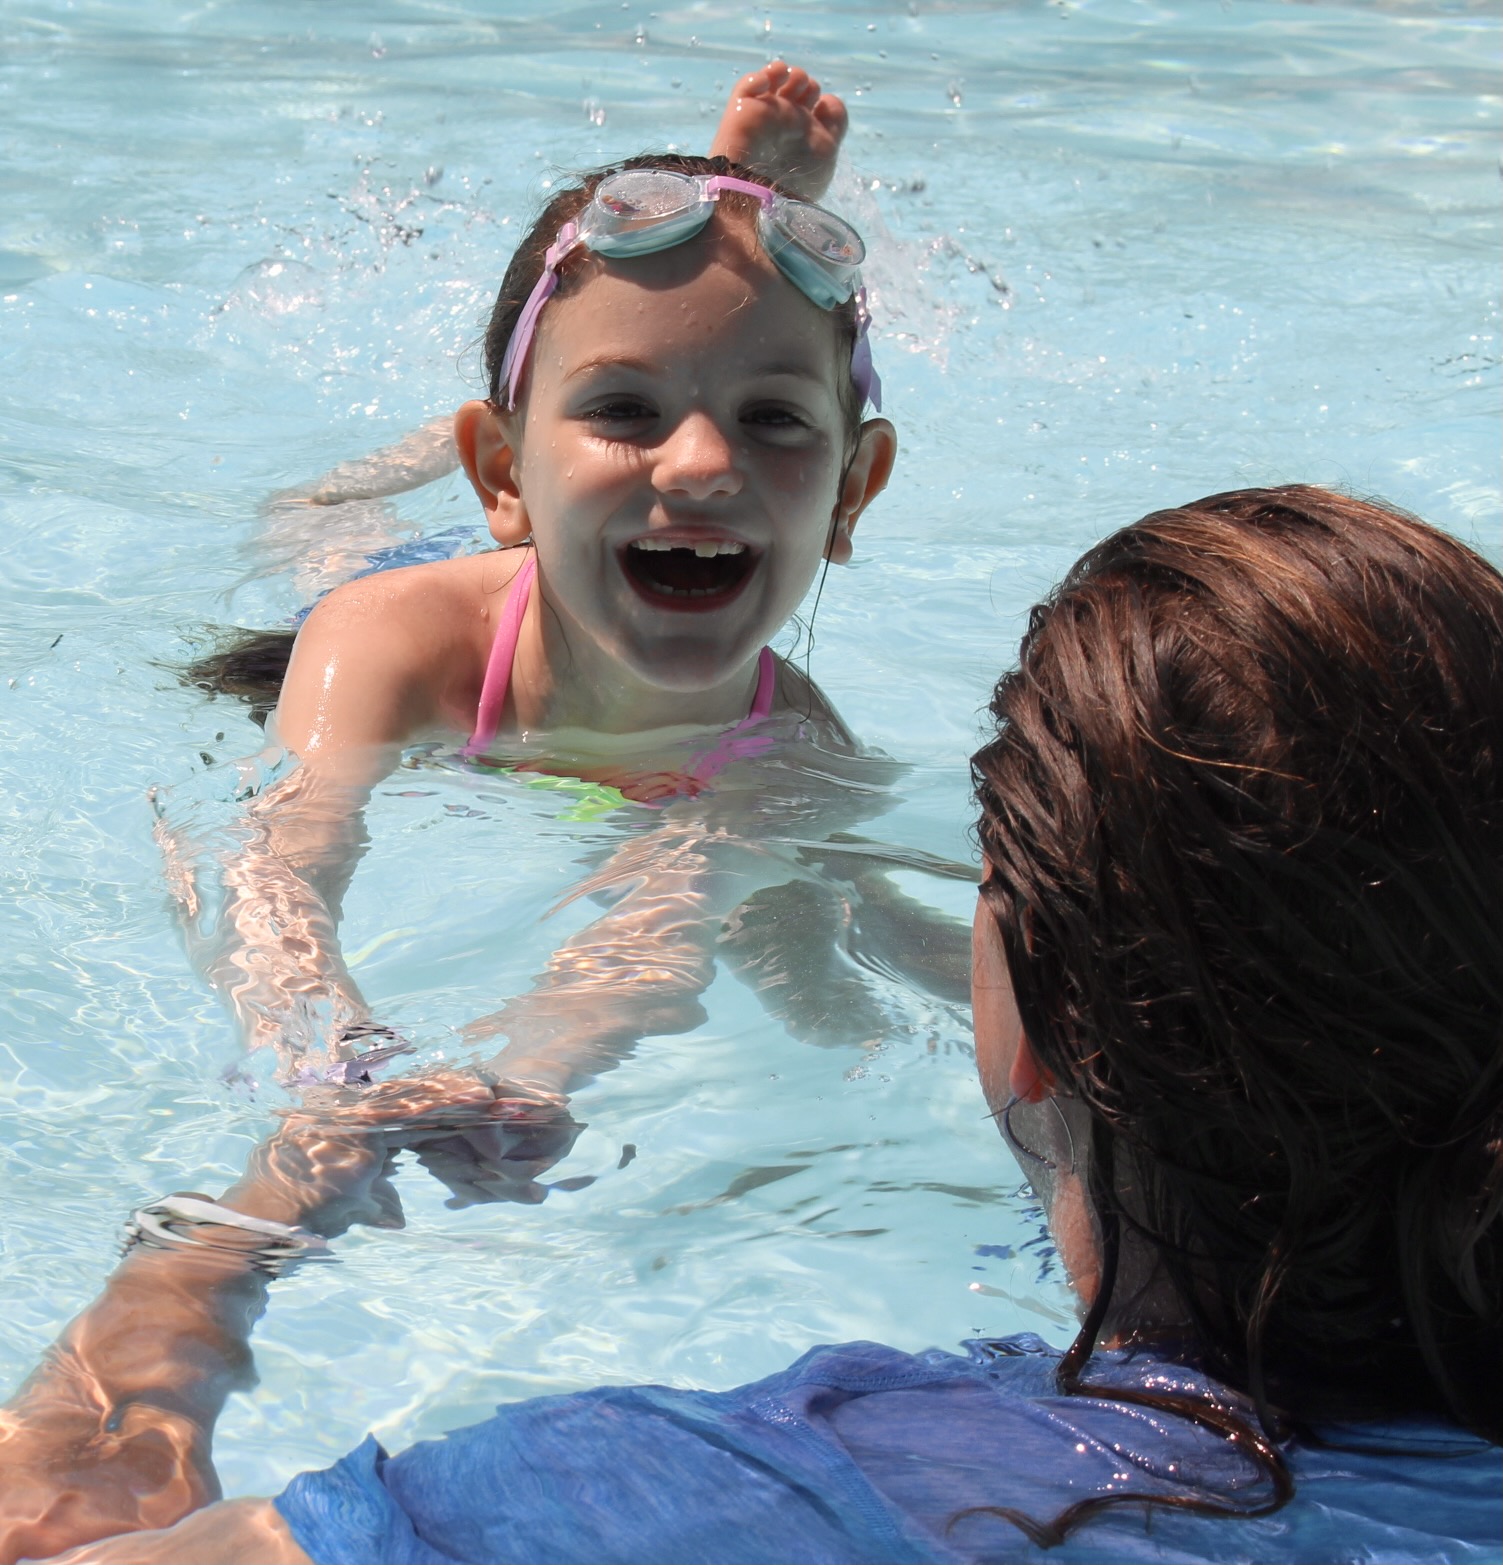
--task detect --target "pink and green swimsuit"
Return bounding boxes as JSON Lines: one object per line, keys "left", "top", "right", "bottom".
{"left": 462, "top": 551, "right": 776, "bottom": 805}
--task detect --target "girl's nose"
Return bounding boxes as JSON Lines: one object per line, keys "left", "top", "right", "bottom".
{"left": 653, "top": 411, "right": 744, "bottom": 502}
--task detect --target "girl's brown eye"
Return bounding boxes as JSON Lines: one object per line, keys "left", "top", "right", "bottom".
{"left": 584, "top": 399, "right": 654, "bottom": 425}
{"left": 744, "top": 405, "right": 813, "bottom": 433}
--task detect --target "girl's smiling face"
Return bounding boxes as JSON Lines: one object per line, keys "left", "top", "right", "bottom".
{"left": 462, "top": 216, "right": 895, "bottom": 715}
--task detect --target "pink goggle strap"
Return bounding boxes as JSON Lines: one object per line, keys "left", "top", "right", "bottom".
{"left": 500, "top": 221, "right": 580, "bottom": 408}
{"left": 701, "top": 174, "right": 777, "bottom": 208}
{"left": 851, "top": 287, "right": 882, "bottom": 413}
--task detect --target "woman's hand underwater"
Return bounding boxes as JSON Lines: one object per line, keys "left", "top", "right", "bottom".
{"left": 0, "top": 1074, "right": 584, "bottom": 1564}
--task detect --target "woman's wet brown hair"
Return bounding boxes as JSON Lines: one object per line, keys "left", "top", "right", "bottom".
{"left": 970, "top": 485, "right": 1502, "bottom": 1540}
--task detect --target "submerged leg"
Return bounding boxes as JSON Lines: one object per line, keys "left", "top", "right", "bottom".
{"left": 267, "top": 413, "right": 460, "bottom": 509}
{"left": 717, "top": 878, "right": 892, "bottom": 1050}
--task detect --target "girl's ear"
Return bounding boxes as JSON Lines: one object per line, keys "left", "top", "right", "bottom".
{"left": 825, "top": 417, "right": 898, "bottom": 564}
{"left": 454, "top": 400, "right": 531, "bottom": 546}
{"left": 1009, "top": 1033, "right": 1057, "bottom": 1104}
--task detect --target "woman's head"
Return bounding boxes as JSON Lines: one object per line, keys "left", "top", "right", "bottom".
{"left": 454, "top": 153, "right": 896, "bottom": 701}
{"left": 972, "top": 486, "right": 1503, "bottom": 1438}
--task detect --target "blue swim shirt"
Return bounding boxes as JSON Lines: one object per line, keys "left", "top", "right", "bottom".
{"left": 275, "top": 1335, "right": 1502, "bottom": 1565}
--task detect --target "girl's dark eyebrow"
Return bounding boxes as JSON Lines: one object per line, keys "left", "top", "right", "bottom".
{"left": 564, "top": 354, "right": 827, "bottom": 386}
{"left": 565, "top": 353, "right": 659, "bottom": 381}
{"left": 744, "top": 362, "right": 827, "bottom": 382}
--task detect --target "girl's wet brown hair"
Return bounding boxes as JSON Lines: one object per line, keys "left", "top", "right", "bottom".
{"left": 970, "top": 485, "right": 1502, "bottom": 1539}
{"left": 480, "top": 152, "right": 867, "bottom": 441}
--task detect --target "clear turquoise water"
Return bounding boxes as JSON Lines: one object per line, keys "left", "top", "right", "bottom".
{"left": 0, "top": 0, "right": 1497, "bottom": 1498}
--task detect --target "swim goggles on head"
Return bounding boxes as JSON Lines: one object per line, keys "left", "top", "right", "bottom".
{"left": 499, "top": 168, "right": 881, "bottom": 412}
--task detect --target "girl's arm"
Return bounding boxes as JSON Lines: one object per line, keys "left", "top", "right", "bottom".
{"left": 459, "top": 708, "right": 963, "bottom": 1099}
{"left": 159, "top": 739, "right": 403, "bottom": 1065}
{"left": 468, "top": 841, "right": 973, "bottom": 1099}
{"left": 460, "top": 822, "right": 757, "bottom": 1098}
{"left": 164, "top": 569, "right": 469, "bottom": 1065}
{"left": 159, "top": 756, "right": 385, "bottom": 1062}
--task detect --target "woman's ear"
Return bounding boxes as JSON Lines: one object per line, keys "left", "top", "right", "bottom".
{"left": 454, "top": 400, "right": 531, "bottom": 546}
{"left": 825, "top": 416, "right": 898, "bottom": 564}
{"left": 1009, "top": 1032, "right": 1056, "bottom": 1104}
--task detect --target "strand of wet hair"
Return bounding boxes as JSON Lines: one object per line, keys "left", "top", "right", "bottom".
{"left": 947, "top": 1121, "right": 1295, "bottom": 1549}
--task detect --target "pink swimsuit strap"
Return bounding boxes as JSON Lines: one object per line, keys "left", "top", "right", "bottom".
{"left": 679, "top": 646, "right": 777, "bottom": 791}
{"left": 462, "top": 549, "right": 537, "bottom": 758}
{"left": 463, "top": 552, "right": 777, "bottom": 789}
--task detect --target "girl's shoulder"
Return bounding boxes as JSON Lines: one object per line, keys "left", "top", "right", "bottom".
{"left": 301, "top": 548, "right": 525, "bottom": 630}
{"left": 292, "top": 550, "right": 534, "bottom": 687}
{"left": 280, "top": 550, "right": 532, "bottom": 747}
{"left": 769, "top": 654, "right": 859, "bottom": 752}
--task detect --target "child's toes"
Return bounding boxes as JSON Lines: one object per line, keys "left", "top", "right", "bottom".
{"left": 733, "top": 64, "right": 773, "bottom": 99}
{"left": 813, "top": 94, "right": 849, "bottom": 142}
{"left": 777, "top": 64, "right": 812, "bottom": 99}
{"left": 793, "top": 73, "right": 823, "bottom": 109}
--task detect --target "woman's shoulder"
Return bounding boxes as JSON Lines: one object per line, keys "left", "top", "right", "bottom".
{"left": 274, "top": 1337, "right": 1500, "bottom": 1565}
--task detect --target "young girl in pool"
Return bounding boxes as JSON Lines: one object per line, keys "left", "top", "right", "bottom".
{"left": 274, "top": 60, "right": 892, "bottom": 793}
{"left": 170, "top": 64, "right": 968, "bottom": 1099}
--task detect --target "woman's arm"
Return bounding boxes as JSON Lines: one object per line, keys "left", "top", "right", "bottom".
{"left": 0, "top": 1115, "right": 396, "bottom": 1564}
{"left": 0, "top": 1247, "right": 269, "bottom": 1564}
{"left": 0, "top": 1080, "right": 537, "bottom": 1564}
{"left": 44, "top": 1498, "right": 309, "bottom": 1565}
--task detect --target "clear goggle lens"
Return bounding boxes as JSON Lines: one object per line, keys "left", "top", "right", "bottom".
{"left": 583, "top": 169, "right": 864, "bottom": 300}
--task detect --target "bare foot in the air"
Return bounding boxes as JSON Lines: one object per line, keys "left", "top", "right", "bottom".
{"left": 710, "top": 60, "right": 848, "bottom": 201}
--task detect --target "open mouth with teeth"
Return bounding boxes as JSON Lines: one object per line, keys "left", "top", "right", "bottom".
{"left": 622, "top": 538, "right": 755, "bottom": 608}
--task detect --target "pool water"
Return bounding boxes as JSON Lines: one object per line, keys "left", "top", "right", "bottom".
{"left": 1, "top": 0, "right": 1497, "bottom": 1499}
